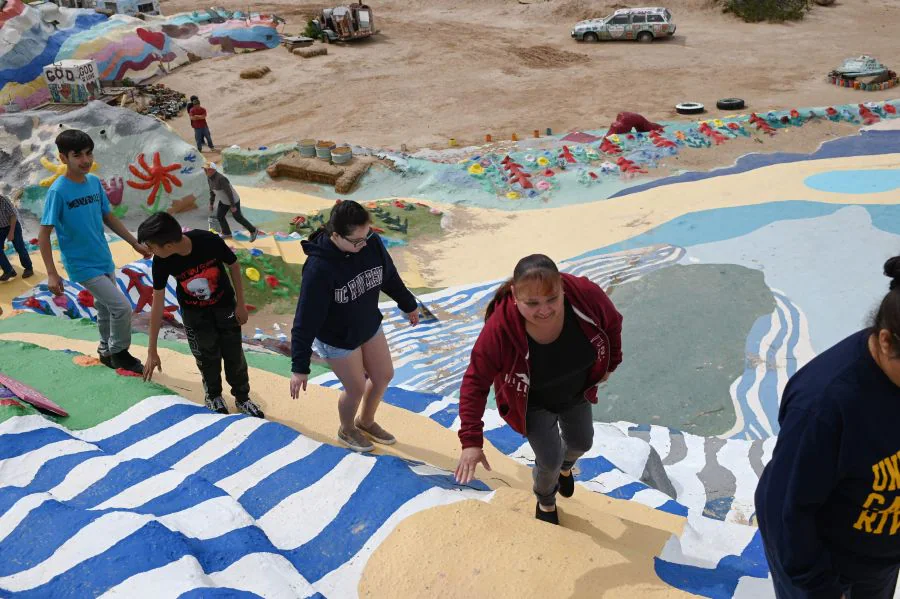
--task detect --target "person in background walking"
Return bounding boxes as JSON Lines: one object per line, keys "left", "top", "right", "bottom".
{"left": 454, "top": 254, "right": 623, "bottom": 525}
{"left": 204, "top": 163, "right": 258, "bottom": 242}
{"left": 189, "top": 95, "right": 215, "bottom": 152}
{"left": 0, "top": 191, "right": 33, "bottom": 282}
{"left": 755, "top": 256, "right": 900, "bottom": 599}
{"left": 289, "top": 200, "right": 420, "bottom": 452}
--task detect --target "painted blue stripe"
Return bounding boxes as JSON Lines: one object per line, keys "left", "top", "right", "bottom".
{"left": 131, "top": 473, "right": 227, "bottom": 516}
{"left": 381, "top": 386, "right": 443, "bottom": 413}
{"left": 703, "top": 496, "right": 736, "bottom": 520}
{"left": 575, "top": 455, "right": 619, "bottom": 481}
{"left": 93, "top": 404, "right": 211, "bottom": 455}
{"left": 151, "top": 417, "right": 237, "bottom": 470}
{"left": 776, "top": 291, "right": 802, "bottom": 380}
{"left": 604, "top": 481, "right": 648, "bottom": 501}
{"left": 654, "top": 529, "right": 768, "bottom": 599}
{"left": 572, "top": 202, "right": 847, "bottom": 260}
{"left": 12, "top": 521, "right": 278, "bottom": 599}
{"left": 237, "top": 444, "right": 346, "bottom": 520}
{"left": 69, "top": 458, "right": 169, "bottom": 508}
{"left": 657, "top": 499, "right": 690, "bottom": 517}
{"left": 483, "top": 426, "right": 525, "bottom": 455}
{"left": 758, "top": 301, "right": 788, "bottom": 433}
{"left": 0, "top": 499, "right": 106, "bottom": 576}
{"left": 0, "top": 449, "right": 102, "bottom": 513}
{"left": 0, "top": 427, "right": 72, "bottom": 460}
{"left": 286, "top": 456, "right": 434, "bottom": 582}
{"left": 193, "top": 421, "right": 298, "bottom": 484}
{"left": 179, "top": 590, "right": 262, "bottom": 599}
{"left": 430, "top": 405, "right": 459, "bottom": 428}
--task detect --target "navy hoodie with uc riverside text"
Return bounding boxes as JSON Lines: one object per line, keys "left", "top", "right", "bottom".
{"left": 290, "top": 230, "right": 417, "bottom": 374}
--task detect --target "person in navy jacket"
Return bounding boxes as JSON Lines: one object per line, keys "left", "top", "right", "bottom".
{"left": 454, "top": 254, "right": 623, "bottom": 525}
{"left": 289, "top": 201, "right": 419, "bottom": 452}
{"left": 755, "top": 256, "right": 900, "bottom": 599}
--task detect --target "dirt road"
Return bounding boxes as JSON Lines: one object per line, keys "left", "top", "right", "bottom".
{"left": 159, "top": 0, "right": 896, "bottom": 150}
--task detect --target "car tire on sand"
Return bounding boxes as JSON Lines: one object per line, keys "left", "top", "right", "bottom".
{"left": 675, "top": 102, "right": 705, "bottom": 115}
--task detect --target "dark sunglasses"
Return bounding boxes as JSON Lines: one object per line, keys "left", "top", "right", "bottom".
{"left": 343, "top": 228, "right": 374, "bottom": 247}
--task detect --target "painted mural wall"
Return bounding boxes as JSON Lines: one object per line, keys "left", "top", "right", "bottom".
{"left": 0, "top": 101, "right": 207, "bottom": 217}
{"left": 0, "top": 0, "right": 280, "bottom": 112}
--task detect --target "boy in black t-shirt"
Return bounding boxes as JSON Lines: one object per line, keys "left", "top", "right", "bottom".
{"left": 137, "top": 212, "right": 263, "bottom": 418}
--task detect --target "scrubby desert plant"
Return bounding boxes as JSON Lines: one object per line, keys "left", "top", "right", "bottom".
{"left": 719, "top": 0, "right": 811, "bottom": 22}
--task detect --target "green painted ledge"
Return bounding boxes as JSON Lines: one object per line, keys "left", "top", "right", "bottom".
{"left": 0, "top": 313, "right": 329, "bottom": 379}
{"left": 0, "top": 340, "right": 173, "bottom": 429}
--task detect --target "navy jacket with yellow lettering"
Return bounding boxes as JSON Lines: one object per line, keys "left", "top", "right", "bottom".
{"left": 755, "top": 329, "right": 900, "bottom": 596}
{"left": 290, "top": 228, "right": 417, "bottom": 374}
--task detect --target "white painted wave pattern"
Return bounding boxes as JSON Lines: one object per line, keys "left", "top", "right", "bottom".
{"left": 0, "top": 396, "right": 489, "bottom": 598}
{"left": 381, "top": 244, "right": 686, "bottom": 395}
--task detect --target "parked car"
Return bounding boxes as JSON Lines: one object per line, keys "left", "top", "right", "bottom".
{"left": 571, "top": 7, "right": 675, "bottom": 43}
{"left": 312, "top": 4, "right": 376, "bottom": 43}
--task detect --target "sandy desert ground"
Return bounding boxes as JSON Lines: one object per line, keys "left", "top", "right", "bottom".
{"left": 158, "top": 0, "right": 897, "bottom": 151}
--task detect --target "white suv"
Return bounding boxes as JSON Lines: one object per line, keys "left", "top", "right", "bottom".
{"left": 571, "top": 7, "right": 676, "bottom": 43}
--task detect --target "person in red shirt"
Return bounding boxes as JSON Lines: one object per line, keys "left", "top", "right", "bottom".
{"left": 188, "top": 95, "right": 215, "bottom": 152}
{"left": 454, "top": 254, "right": 623, "bottom": 525}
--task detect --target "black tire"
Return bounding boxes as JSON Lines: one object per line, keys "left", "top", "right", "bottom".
{"left": 716, "top": 97, "right": 745, "bottom": 110}
{"left": 583, "top": 32, "right": 599, "bottom": 43}
{"left": 675, "top": 102, "right": 705, "bottom": 115}
{"left": 637, "top": 31, "right": 653, "bottom": 43}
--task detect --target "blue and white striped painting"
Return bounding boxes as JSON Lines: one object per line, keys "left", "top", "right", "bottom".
{"left": 0, "top": 396, "right": 490, "bottom": 597}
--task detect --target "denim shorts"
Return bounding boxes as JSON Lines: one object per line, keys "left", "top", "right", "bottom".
{"left": 312, "top": 326, "right": 382, "bottom": 360}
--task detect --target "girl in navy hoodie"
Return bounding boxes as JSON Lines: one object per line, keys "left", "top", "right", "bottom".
{"left": 289, "top": 201, "right": 419, "bottom": 452}
{"left": 454, "top": 254, "right": 623, "bottom": 524}
{"left": 756, "top": 256, "right": 900, "bottom": 599}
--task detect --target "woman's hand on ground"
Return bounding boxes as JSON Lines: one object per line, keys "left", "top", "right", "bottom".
{"left": 143, "top": 350, "right": 162, "bottom": 382}
{"left": 290, "top": 372, "right": 308, "bottom": 399}
{"left": 455, "top": 447, "right": 491, "bottom": 484}
{"left": 406, "top": 309, "right": 419, "bottom": 326}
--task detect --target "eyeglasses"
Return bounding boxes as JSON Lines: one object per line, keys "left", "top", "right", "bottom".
{"left": 343, "top": 228, "right": 374, "bottom": 247}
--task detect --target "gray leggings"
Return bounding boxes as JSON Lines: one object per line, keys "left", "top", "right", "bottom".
{"left": 80, "top": 273, "right": 132, "bottom": 356}
{"left": 526, "top": 400, "right": 594, "bottom": 507}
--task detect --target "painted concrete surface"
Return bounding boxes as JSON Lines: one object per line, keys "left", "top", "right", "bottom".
{"left": 3, "top": 118, "right": 900, "bottom": 598}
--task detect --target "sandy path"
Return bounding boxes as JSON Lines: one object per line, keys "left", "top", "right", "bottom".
{"left": 158, "top": 0, "right": 898, "bottom": 150}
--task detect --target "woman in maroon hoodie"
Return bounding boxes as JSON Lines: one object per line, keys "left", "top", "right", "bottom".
{"left": 454, "top": 254, "right": 623, "bottom": 525}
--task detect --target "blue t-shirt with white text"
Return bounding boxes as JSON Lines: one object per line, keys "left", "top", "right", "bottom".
{"left": 40, "top": 174, "right": 114, "bottom": 282}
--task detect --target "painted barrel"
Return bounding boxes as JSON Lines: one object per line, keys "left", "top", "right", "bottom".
{"left": 331, "top": 146, "right": 352, "bottom": 164}
{"left": 316, "top": 140, "right": 335, "bottom": 161}
{"left": 299, "top": 138, "right": 316, "bottom": 157}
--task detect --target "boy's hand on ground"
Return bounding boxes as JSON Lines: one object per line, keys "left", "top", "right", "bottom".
{"left": 235, "top": 305, "right": 248, "bottom": 325}
{"left": 47, "top": 273, "right": 64, "bottom": 296}
{"left": 455, "top": 447, "right": 491, "bottom": 484}
{"left": 406, "top": 309, "right": 419, "bottom": 326}
{"left": 132, "top": 241, "right": 151, "bottom": 258}
{"left": 290, "top": 373, "right": 308, "bottom": 399}
{"left": 143, "top": 350, "right": 162, "bottom": 382}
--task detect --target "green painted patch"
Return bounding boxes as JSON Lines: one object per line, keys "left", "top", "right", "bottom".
{"left": 0, "top": 312, "right": 329, "bottom": 379}
{"left": 235, "top": 249, "right": 304, "bottom": 315}
{"left": 0, "top": 340, "right": 172, "bottom": 430}
{"left": 599, "top": 263, "right": 776, "bottom": 436}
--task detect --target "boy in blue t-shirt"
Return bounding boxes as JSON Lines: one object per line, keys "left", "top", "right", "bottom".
{"left": 38, "top": 129, "right": 149, "bottom": 374}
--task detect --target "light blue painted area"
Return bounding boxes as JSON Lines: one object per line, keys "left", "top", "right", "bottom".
{"left": 685, "top": 205, "right": 900, "bottom": 353}
{"left": 805, "top": 169, "right": 900, "bottom": 194}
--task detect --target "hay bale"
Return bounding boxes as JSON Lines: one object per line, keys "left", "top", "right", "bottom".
{"left": 239, "top": 66, "right": 271, "bottom": 79}
{"left": 293, "top": 47, "right": 328, "bottom": 59}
